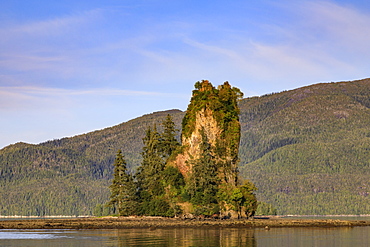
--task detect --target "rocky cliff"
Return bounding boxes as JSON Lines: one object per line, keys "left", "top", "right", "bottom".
{"left": 175, "top": 80, "right": 243, "bottom": 185}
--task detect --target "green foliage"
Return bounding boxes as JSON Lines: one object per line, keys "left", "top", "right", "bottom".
{"left": 93, "top": 204, "right": 113, "bottom": 217}
{"left": 162, "top": 166, "right": 185, "bottom": 190}
{"left": 239, "top": 78, "right": 370, "bottom": 215}
{"left": 182, "top": 80, "right": 243, "bottom": 189}
{"left": 182, "top": 81, "right": 257, "bottom": 217}
{"left": 136, "top": 126, "right": 166, "bottom": 197}
{"left": 0, "top": 110, "right": 183, "bottom": 216}
{"left": 0, "top": 177, "right": 109, "bottom": 216}
{"left": 107, "top": 150, "right": 138, "bottom": 216}
{"left": 256, "top": 201, "right": 277, "bottom": 215}
{"left": 181, "top": 81, "right": 255, "bottom": 217}
{"left": 140, "top": 197, "right": 173, "bottom": 217}
{"left": 238, "top": 180, "right": 258, "bottom": 218}
{"left": 186, "top": 128, "right": 220, "bottom": 214}
{"left": 217, "top": 181, "right": 258, "bottom": 218}
{"left": 160, "top": 114, "right": 181, "bottom": 160}
{"left": 182, "top": 82, "right": 242, "bottom": 170}
{"left": 136, "top": 115, "right": 184, "bottom": 217}
{"left": 1, "top": 79, "right": 369, "bottom": 216}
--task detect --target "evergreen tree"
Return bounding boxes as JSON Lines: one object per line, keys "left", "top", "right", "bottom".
{"left": 256, "top": 201, "right": 277, "bottom": 216}
{"left": 239, "top": 180, "right": 258, "bottom": 218}
{"left": 107, "top": 150, "right": 138, "bottom": 216}
{"left": 187, "top": 128, "right": 220, "bottom": 215}
{"left": 228, "top": 180, "right": 257, "bottom": 218}
{"left": 136, "top": 125, "right": 169, "bottom": 215}
{"left": 136, "top": 125, "right": 165, "bottom": 197}
{"left": 136, "top": 116, "right": 184, "bottom": 216}
{"left": 160, "top": 114, "right": 180, "bottom": 160}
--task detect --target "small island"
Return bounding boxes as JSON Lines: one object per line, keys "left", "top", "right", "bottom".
{"left": 1, "top": 81, "right": 370, "bottom": 230}
{"left": 105, "top": 80, "right": 258, "bottom": 219}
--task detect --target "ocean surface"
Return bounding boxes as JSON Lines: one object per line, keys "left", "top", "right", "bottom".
{"left": 1, "top": 226, "right": 370, "bottom": 246}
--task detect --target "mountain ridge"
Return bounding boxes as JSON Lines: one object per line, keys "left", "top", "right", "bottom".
{"left": 0, "top": 79, "right": 369, "bottom": 215}
{"left": 238, "top": 78, "right": 370, "bottom": 214}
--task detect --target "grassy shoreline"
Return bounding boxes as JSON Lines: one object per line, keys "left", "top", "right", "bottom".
{"left": 1, "top": 217, "right": 370, "bottom": 229}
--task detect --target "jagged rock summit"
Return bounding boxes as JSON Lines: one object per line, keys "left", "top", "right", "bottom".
{"left": 171, "top": 80, "right": 257, "bottom": 218}
{"left": 174, "top": 80, "right": 244, "bottom": 185}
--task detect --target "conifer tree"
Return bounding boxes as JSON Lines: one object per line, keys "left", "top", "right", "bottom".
{"left": 136, "top": 125, "right": 165, "bottom": 197}
{"left": 159, "top": 114, "right": 184, "bottom": 215}
{"left": 136, "top": 117, "right": 184, "bottom": 216}
{"left": 187, "top": 128, "right": 220, "bottom": 215}
{"left": 107, "top": 150, "right": 138, "bottom": 216}
{"left": 239, "top": 180, "right": 258, "bottom": 218}
{"left": 160, "top": 114, "right": 180, "bottom": 160}
{"left": 136, "top": 125, "right": 169, "bottom": 215}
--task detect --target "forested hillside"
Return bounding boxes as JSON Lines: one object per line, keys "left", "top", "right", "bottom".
{"left": 238, "top": 79, "right": 370, "bottom": 214}
{"left": 0, "top": 110, "right": 184, "bottom": 216}
{"left": 0, "top": 79, "right": 369, "bottom": 215}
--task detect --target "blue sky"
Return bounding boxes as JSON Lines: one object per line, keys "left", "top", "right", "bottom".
{"left": 1, "top": 0, "right": 370, "bottom": 148}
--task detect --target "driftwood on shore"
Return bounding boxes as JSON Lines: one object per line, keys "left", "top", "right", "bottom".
{"left": 1, "top": 217, "right": 370, "bottom": 229}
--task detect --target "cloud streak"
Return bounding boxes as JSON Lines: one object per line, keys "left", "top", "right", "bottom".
{"left": 304, "top": 1, "right": 370, "bottom": 50}
{"left": 0, "top": 85, "right": 183, "bottom": 111}
{"left": 182, "top": 0, "right": 370, "bottom": 86}
{"left": 1, "top": 0, "right": 370, "bottom": 148}
{"left": 2, "top": 1, "right": 369, "bottom": 90}
{"left": 0, "top": 86, "right": 166, "bottom": 96}
{"left": 0, "top": 9, "right": 103, "bottom": 37}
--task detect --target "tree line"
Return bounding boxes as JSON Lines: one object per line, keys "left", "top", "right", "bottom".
{"left": 105, "top": 114, "right": 258, "bottom": 218}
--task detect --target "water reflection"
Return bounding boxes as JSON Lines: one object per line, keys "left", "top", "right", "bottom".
{"left": 255, "top": 227, "right": 370, "bottom": 247}
{"left": 2, "top": 227, "right": 370, "bottom": 246}
{"left": 108, "top": 228, "right": 256, "bottom": 247}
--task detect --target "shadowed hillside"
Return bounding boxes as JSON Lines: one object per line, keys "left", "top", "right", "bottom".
{"left": 0, "top": 79, "right": 369, "bottom": 215}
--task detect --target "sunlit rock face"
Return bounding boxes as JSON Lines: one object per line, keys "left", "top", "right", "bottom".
{"left": 174, "top": 80, "right": 242, "bottom": 185}
{"left": 175, "top": 107, "right": 221, "bottom": 177}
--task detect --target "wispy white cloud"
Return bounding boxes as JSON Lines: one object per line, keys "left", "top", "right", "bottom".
{"left": 0, "top": 83, "right": 188, "bottom": 148}
{"left": 303, "top": 1, "right": 370, "bottom": 50}
{"left": 178, "top": 0, "right": 370, "bottom": 88}
{"left": 1, "top": 0, "right": 369, "bottom": 91}
{"left": 2, "top": 0, "right": 370, "bottom": 149}
{"left": 0, "top": 85, "right": 184, "bottom": 111}
{"left": 0, "top": 54, "right": 67, "bottom": 72}
{"left": 1, "top": 86, "right": 164, "bottom": 96}
{"left": 0, "top": 9, "right": 107, "bottom": 86}
{"left": 0, "top": 9, "right": 103, "bottom": 37}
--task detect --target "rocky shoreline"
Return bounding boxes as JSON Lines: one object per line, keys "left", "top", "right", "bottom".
{"left": 1, "top": 217, "right": 370, "bottom": 229}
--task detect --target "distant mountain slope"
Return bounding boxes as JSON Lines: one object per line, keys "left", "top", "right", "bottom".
{"left": 0, "top": 109, "right": 184, "bottom": 216}
{"left": 0, "top": 79, "right": 369, "bottom": 215}
{"left": 238, "top": 78, "right": 370, "bottom": 214}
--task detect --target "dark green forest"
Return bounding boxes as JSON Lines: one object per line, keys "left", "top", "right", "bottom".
{"left": 0, "top": 79, "right": 369, "bottom": 216}
{"left": 0, "top": 110, "right": 183, "bottom": 216}
{"left": 239, "top": 79, "right": 370, "bottom": 214}
{"left": 106, "top": 81, "right": 257, "bottom": 218}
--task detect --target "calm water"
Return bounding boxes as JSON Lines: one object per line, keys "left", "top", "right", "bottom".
{"left": 1, "top": 227, "right": 370, "bottom": 247}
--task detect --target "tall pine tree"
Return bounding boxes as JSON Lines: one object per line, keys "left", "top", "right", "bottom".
{"left": 187, "top": 127, "right": 220, "bottom": 216}
{"left": 136, "top": 125, "right": 166, "bottom": 197}
{"left": 136, "top": 125, "right": 170, "bottom": 215}
{"left": 136, "top": 116, "right": 184, "bottom": 216}
{"left": 160, "top": 114, "right": 180, "bottom": 160}
{"left": 107, "top": 150, "right": 138, "bottom": 216}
